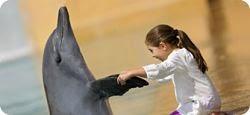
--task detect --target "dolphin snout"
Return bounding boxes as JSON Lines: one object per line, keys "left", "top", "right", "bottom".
{"left": 57, "top": 7, "right": 70, "bottom": 30}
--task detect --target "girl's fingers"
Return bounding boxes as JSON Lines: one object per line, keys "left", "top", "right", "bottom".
{"left": 117, "top": 76, "right": 126, "bottom": 85}
{"left": 117, "top": 76, "right": 123, "bottom": 85}
{"left": 117, "top": 76, "right": 121, "bottom": 84}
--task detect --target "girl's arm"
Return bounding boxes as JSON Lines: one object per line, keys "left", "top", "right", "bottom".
{"left": 117, "top": 67, "right": 147, "bottom": 85}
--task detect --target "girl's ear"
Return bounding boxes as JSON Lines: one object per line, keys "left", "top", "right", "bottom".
{"left": 159, "top": 42, "right": 168, "bottom": 50}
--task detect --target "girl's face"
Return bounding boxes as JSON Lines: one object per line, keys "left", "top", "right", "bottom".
{"left": 147, "top": 42, "right": 173, "bottom": 61}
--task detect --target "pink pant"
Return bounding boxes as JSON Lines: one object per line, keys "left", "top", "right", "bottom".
{"left": 170, "top": 110, "right": 181, "bottom": 115}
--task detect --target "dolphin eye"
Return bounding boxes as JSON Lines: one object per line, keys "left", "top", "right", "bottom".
{"left": 53, "top": 41, "right": 62, "bottom": 64}
{"left": 55, "top": 55, "right": 62, "bottom": 63}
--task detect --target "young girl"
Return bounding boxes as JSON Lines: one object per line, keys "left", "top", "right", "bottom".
{"left": 117, "top": 24, "right": 221, "bottom": 115}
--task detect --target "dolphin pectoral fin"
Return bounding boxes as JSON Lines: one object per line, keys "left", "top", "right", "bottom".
{"left": 89, "top": 74, "right": 149, "bottom": 98}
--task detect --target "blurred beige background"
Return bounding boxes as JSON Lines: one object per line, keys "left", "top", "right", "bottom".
{"left": 14, "top": 0, "right": 250, "bottom": 114}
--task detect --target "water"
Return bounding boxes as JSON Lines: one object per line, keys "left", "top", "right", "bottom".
{"left": 0, "top": 56, "right": 48, "bottom": 115}
{"left": 0, "top": 0, "right": 49, "bottom": 114}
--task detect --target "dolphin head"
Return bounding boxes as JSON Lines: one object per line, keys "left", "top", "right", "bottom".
{"left": 43, "top": 7, "right": 94, "bottom": 83}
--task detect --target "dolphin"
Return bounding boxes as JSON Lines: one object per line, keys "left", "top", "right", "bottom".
{"left": 42, "top": 6, "right": 148, "bottom": 115}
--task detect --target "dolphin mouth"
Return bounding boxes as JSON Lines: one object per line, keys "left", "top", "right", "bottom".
{"left": 57, "top": 6, "right": 70, "bottom": 37}
{"left": 51, "top": 6, "right": 69, "bottom": 63}
{"left": 55, "top": 6, "right": 70, "bottom": 51}
{"left": 57, "top": 6, "right": 67, "bottom": 43}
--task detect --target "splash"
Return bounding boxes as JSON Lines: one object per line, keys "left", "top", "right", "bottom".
{"left": 0, "top": 0, "right": 8, "bottom": 8}
{"left": 243, "top": 0, "right": 250, "bottom": 8}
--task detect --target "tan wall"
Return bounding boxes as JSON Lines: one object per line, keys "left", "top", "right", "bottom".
{"left": 20, "top": 0, "right": 250, "bottom": 114}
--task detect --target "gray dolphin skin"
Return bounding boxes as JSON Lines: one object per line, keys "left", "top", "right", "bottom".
{"left": 42, "top": 6, "right": 148, "bottom": 115}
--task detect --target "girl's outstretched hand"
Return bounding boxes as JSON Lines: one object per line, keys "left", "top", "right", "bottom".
{"left": 117, "top": 71, "right": 132, "bottom": 85}
{"left": 117, "top": 67, "right": 147, "bottom": 85}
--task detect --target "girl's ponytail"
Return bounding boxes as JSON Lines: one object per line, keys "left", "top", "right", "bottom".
{"left": 177, "top": 30, "right": 208, "bottom": 73}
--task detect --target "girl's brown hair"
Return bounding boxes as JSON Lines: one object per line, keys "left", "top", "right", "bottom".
{"left": 145, "top": 24, "right": 208, "bottom": 73}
